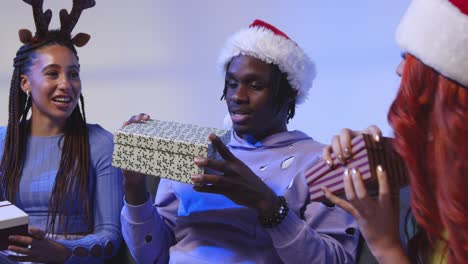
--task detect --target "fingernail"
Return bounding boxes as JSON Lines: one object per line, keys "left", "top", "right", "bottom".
{"left": 191, "top": 174, "right": 200, "bottom": 181}
{"left": 208, "top": 133, "right": 216, "bottom": 141}
{"left": 337, "top": 154, "right": 343, "bottom": 161}
{"left": 351, "top": 168, "right": 357, "bottom": 176}
{"left": 344, "top": 168, "right": 350, "bottom": 176}
{"left": 194, "top": 157, "right": 203, "bottom": 163}
{"left": 326, "top": 159, "right": 333, "bottom": 167}
{"left": 377, "top": 165, "right": 383, "bottom": 173}
{"left": 344, "top": 148, "right": 350, "bottom": 156}
{"left": 374, "top": 134, "right": 380, "bottom": 142}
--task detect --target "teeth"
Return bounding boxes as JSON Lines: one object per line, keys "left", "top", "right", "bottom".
{"left": 53, "top": 97, "right": 71, "bottom": 102}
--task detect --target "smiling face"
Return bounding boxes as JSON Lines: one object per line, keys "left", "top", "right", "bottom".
{"left": 225, "top": 55, "right": 289, "bottom": 141}
{"left": 20, "top": 45, "right": 81, "bottom": 129}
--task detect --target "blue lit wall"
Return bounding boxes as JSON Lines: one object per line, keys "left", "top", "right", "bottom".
{"left": 0, "top": 0, "right": 409, "bottom": 143}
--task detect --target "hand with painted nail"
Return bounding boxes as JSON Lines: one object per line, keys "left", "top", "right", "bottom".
{"left": 322, "top": 125, "right": 382, "bottom": 167}
{"left": 192, "top": 133, "right": 278, "bottom": 217}
{"left": 321, "top": 166, "right": 409, "bottom": 264}
{"left": 121, "top": 113, "right": 151, "bottom": 205}
{"left": 7, "top": 226, "right": 71, "bottom": 263}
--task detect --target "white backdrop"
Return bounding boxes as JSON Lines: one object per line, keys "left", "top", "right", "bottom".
{"left": 0, "top": 0, "right": 409, "bottom": 143}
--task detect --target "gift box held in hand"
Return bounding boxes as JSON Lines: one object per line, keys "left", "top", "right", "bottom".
{"left": 112, "top": 119, "right": 230, "bottom": 184}
{"left": 306, "top": 134, "right": 409, "bottom": 202}
{"left": 0, "top": 201, "right": 29, "bottom": 250}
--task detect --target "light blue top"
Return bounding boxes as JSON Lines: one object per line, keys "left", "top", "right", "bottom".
{"left": 0, "top": 124, "right": 123, "bottom": 264}
{"left": 121, "top": 130, "right": 359, "bottom": 264}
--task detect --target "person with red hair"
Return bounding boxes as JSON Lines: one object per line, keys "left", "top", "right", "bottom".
{"left": 321, "top": 0, "right": 468, "bottom": 263}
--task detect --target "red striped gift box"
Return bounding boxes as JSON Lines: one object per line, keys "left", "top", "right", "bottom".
{"left": 306, "top": 134, "right": 408, "bottom": 203}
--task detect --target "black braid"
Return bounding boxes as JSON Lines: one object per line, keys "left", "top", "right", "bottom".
{"left": 78, "top": 94, "right": 93, "bottom": 233}
{"left": 0, "top": 67, "right": 28, "bottom": 201}
{"left": 270, "top": 65, "right": 297, "bottom": 123}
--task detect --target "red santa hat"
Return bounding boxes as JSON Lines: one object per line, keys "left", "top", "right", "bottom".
{"left": 218, "top": 19, "right": 316, "bottom": 104}
{"left": 396, "top": 0, "right": 468, "bottom": 87}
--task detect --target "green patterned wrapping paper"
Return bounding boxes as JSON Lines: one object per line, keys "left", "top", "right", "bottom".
{"left": 112, "top": 119, "right": 231, "bottom": 184}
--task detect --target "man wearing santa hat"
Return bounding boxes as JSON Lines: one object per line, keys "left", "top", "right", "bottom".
{"left": 121, "top": 19, "right": 359, "bottom": 263}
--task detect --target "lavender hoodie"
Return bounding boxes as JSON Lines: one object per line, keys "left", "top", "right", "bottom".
{"left": 121, "top": 130, "right": 359, "bottom": 263}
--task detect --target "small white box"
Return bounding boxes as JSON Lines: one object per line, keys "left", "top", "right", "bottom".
{"left": 0, "top": 200, "right": 29, "bottom": 250}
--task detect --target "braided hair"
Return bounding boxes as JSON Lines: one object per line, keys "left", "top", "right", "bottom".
{"left": 0, "top": 0, "right": 95, "bottom": 237}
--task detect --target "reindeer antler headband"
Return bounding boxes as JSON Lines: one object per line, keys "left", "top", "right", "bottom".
{"left": 19, "top": 0, "right": 96, "bottom": 47}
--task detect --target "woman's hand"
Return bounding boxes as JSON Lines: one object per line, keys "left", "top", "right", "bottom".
{"left": 121, "top": 113, "right": 151, "bottom": 205}
{"left": 7, "top": 226, "right": 71, "bottom": 263}
{"left": 321, "top": 164, "right": 408, "bottom": 263}
{"left": 191, "top": 134, "right": 278, "bottom": 216}
{"left": 320, "top": 125, "right": 409, "bottom": 263}
{"left": 322, "top": 125, "right": 382, "bottom": 167}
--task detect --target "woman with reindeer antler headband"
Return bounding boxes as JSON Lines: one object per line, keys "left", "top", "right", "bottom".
{"left": 0, "top": 1, "right": 123, "bottom": 263}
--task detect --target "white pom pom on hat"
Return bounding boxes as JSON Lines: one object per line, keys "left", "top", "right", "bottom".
{"left": 396, "top": 0, "right": 468, "bottom": 87}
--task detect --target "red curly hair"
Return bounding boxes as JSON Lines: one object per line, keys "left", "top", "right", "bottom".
{"left": 388, "top": 54, "right": 468, "bottom": 263}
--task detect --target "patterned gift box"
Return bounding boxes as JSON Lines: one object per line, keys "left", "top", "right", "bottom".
{"left": 306, "top": 134, "right": 409, "bottom": 202}
{"left": 112, "top": 119, "right": 230, "bottom": 184}
{"left": 0, "top": 200, "right": 29, "bottom": 250}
